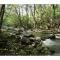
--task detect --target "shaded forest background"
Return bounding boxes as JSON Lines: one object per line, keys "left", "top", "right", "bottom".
{"left": 0, "top": 4, "right": 60, "bottom": 32}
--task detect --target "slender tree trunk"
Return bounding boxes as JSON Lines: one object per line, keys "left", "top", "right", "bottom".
{"left": 0, "top": 5, "right": 5, "bottom": 33}
{"left": 34, "top": 4, "right": 36, "bottom": 28}
{"left": 52, "top": 4, "right": 55, "bottom": 19}
{"left": 26, "top": 4, "right": 29, "bottom": 29}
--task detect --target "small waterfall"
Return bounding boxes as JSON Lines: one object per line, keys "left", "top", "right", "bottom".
{"left": 43, "top": 39, "right": 56, "bottom": 46}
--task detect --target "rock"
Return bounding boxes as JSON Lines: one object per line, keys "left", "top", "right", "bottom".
{"left": 21, "top": 37, "right": 30, "bottom": 45}
{"left": 24, "top": 34, "right": 35, "bottom": 38}
{"left": 41, "top": 36, "right": 48, "bottom": 41}
{"left": 41, "top": 34, "right": 56, "bottom": 41}
{"left": 35, "top": 37, "right": 41, "bottom": 40}
{"left": 48, "top": 34, "right": 56, "bottom": 39}
{"left": 29, "top": 37, "right": 35, "bottom": 42}
{"left": 31, "top": 42, "right": 35, "bottom": 47}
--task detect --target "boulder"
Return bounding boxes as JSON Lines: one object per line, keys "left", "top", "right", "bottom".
{"left": 48, "top": 34, "right": 56, "bottom": 39}
{"left": 41, "top": 34, "right": 56, "bottom": 41}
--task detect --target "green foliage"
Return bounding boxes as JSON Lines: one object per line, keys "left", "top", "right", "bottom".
{"left": 3, "top": 4, "right": 60, "bottom": 29}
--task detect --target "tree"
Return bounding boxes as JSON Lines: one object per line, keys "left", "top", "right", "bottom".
{"left": 0, "top": 4, "right": 5, "bottom": 32}
{"left": 52, "top": 4, "right": 56, "bottom": 19}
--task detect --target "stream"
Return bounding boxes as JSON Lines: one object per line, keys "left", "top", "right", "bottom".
{"left": 43, "top": 38, "right": 60, "bottom": 55}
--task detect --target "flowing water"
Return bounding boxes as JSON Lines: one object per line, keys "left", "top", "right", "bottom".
{"left": 52, "top": 39, "right": 60, "bottom": 55}
{"left": 32, "top": 31, "right": 60, "bottom": 55}
{"left": 43, "top": 38, "right": 60, "bottom": 55}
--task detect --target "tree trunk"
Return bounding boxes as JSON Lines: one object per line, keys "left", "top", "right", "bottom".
{"left": 26, "top": 4, "right": 29, "bottom": 29}
{"left": 0, "top": 4, "right": 5, "bottom": 33}
{"left": 34, "top": 4, "right": 36, "bottom": 28}
{"left": 52, "top": 5, "right": 56, "bottom": 19}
